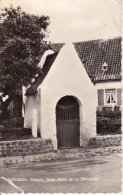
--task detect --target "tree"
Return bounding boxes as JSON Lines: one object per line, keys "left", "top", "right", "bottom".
{"left": 0, "top": 5, "right": 50, "bottom": 118}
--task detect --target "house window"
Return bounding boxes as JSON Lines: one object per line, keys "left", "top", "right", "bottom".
{"left": 98, "top": 88, "right": 121, "bottom": 107}
{"left": 105, "top": 89, "right": 116, "bottom": 105}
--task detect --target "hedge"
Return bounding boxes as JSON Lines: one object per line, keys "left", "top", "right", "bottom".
{"left": 97, "top": 110, "right": 121, "bottom": 135}
{"left": 97, "top": 110, "right": 121, "bottom": 119}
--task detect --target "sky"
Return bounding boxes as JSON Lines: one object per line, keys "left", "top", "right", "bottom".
{"left": 0, "top": 0, "right": 121, "bottom": 43}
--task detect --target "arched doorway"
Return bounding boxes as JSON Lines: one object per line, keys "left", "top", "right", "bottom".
{"left": 56, "top": 96, "right": 80, "bottom": 148}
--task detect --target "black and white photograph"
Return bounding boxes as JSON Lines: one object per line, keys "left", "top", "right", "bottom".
{"left": 0, "top": 0, "right": 122, "bottom": 194}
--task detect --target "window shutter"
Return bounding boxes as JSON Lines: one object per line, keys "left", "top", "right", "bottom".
{"left": 117, "top": 88, "right": 121, "bottom": 105}
{"left": 98, "top": 89, "right": 104, "bottom": 106}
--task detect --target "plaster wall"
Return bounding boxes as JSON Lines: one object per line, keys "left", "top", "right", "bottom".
{"left": 24, "top": 93, "right": 41, "bottom": 133}
{"left": 95, "top": 81, "right": 121, "bottom": 90}
{"left": 40, "top": 43, "right": 97, "bottom": 149}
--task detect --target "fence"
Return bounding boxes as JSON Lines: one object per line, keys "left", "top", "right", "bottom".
{"left": 2, "top": 117, "right": 24, "bottom": 128}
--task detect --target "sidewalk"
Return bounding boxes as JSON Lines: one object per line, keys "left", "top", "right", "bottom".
{"left": 1, "top": 146, "right": 122, "bottom": 168}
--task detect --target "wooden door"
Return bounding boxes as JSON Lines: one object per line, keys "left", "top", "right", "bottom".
{"left": 56, "top": 97, "right": 80, "bottom": 148}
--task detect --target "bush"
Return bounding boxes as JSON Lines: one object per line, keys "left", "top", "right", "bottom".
{"left": 0, "top": 109, "right": 12, "bottom": 122}
{"left": 0, "top": 127, "right": 32, "bottom": 141}
{"left": 97, "top": 110, "right": 121, "bottom": 119}
{"left": 97, "top": 110, "right": 121, "bottom": 135}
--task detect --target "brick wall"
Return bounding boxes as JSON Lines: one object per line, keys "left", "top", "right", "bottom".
{"left": 88, "top": 135, "right": 122, "bottom": 148}
{"left": 0, "top": 138, "right": 54, "bottom": 157}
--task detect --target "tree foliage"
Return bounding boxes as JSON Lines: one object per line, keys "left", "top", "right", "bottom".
{"left": 0, "top": 5, "right": 50, "bottom": 115}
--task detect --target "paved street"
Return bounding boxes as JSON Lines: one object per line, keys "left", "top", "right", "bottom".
{"left": 0, "top": 153, "right": 122, "bottom": 193}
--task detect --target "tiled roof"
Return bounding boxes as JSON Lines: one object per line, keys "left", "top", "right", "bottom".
{"left": 26, "top": 37, "right": 121, "bottom": 95}
{"left": 26, "top": 43, "right": 64, "bottom": 95}
{"left": 50, "top": 43, "right": 65, "bottom": 52}
{"left": 73, "top": 37, "right": 122, "bottom": 82}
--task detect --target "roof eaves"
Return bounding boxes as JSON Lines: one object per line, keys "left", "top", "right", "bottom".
{"left": 26, "top": 52, "right": 59, "bottom": 95}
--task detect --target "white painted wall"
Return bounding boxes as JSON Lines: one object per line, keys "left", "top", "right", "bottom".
{"left": 95, "top": 81, "right": 121, "bottom": 90}
{"left": 40, "top": 43, "right": 97, "bottom": 149}
{"left": 24, "top": 92, "right": 41, "bottom": 136}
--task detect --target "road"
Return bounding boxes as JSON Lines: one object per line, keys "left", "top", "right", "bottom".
{"left": 0, "top": 153, "right": 122, "bottom": 193}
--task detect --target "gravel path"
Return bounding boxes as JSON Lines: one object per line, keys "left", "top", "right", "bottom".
{"left": 1, "top": 146, "right": 122, "bottom": 168}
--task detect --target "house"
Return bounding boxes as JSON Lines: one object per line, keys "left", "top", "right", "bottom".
{"left": 24, "top": 37, "right": 122, "bottom": 150}
{"left": 74, "top": 37, "right": 121, "bottom": 111}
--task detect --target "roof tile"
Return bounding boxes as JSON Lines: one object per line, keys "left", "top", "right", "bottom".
{"left": 26, "top": 37, "right": 121, "bottom": 95}
{"left": 73, "top": 37, "right": 121, "bottom": 82}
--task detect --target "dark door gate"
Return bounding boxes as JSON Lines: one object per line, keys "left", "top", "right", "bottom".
{"left": 56, "top": 96, "right": 80, "bottom": 148}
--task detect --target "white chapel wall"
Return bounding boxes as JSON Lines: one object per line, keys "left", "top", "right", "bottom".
{"left": 40, "top": 43, "right": 97, "bottom": 149}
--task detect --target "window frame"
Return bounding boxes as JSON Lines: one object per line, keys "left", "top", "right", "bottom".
{"left": 104, "top": 89, "right": 117, "bottom": 106}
